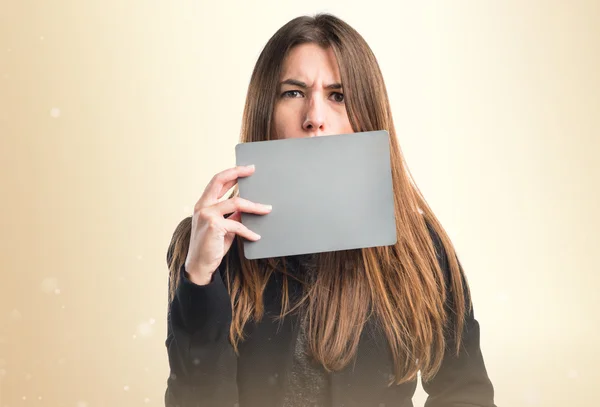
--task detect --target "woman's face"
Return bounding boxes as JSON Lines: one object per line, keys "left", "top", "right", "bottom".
{"left": 272, "top": 43, "right": 354, "bottom": 139}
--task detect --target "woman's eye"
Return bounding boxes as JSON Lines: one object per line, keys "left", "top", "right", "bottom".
{"left": 330, "top": 92, "right": 344, "bottom": 103}
{"left": 282, "top": 90, "right": 303, "bottom": 98}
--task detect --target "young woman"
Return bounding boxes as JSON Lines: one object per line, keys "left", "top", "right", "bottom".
{"left": 165, "top": 14, "right": 496, "bottom": 407}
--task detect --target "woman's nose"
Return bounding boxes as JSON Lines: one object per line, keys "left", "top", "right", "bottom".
{"left": 302, "top": 98, "right": 325, "bottom": 133}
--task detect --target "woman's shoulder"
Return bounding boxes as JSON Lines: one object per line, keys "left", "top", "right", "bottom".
{"left": 166, "top": 216, "right": 193, "bottom": 267}
{"left": 421, "top": 217, "right": 466, "bottom": 292}
{"left": 424, "top": 218, "right": 447, "bottom": 263}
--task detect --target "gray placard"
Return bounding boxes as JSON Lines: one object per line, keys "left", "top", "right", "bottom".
{"left": 235, "top": 130, "right": 397, "bottom": 259}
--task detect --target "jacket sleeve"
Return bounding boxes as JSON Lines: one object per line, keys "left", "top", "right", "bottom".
{"left": 164, "top": 249, "right": 238, "bottom": 406}
{"left": 422, "top": 226, "right": 496, "bottom": 407}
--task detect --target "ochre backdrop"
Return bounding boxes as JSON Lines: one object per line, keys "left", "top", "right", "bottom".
{"left": 1, "top": 1, "right": 598, "bottom": 406}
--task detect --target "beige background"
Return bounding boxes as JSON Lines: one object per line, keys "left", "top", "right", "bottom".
{"left": 1, "top": 1, "right": 599, "bottom": 406}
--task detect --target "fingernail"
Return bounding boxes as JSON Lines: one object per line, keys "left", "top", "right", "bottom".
{"left": 265, "top": 204, "right": 272, "bottom": 210}
{"left": 256, "top": 234, "right": 261, "bottom": 239}
{"left": 246, "top": 164, "right": 255, "bottom": 169}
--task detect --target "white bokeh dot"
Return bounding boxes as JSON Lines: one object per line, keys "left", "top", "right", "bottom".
{"left": 54, "top": 288, "right": 61, "bottom": 295}
{"left": 38, "top": 396, "right": 42, "bottom": 400}
{"left": 497, "top": 292, "right": 510, "bottom": 303}
{"left": 50, "top": 107, "right": 61, "bottom": 118}
{"left": 568, "top": 369, "right": 579, "bottom": 379}
{"left": 0, "top": 368, "right": 6, "bottom": 377}
{"left": 76, "top": 401, "right": 88, "bottom": 407}
{"left": 137, "top": 254, "right": 143, "bottom": 260}
{"left": 124, "top": 385, "right": 129, "bottom": 391}
{"left": 40, "top": 36, "right": 45, "bottom": 40}
{"left": 144, "top": 397, "right": 150, "bottom": 403}
{"left": 41, "top": 277, "right": 59, "bottom": 294}
{"left": 149, "top": 318, "right": 155, "bottom": 325}
{"left": 137, "top": 321, "right": 153, "bottom": 337}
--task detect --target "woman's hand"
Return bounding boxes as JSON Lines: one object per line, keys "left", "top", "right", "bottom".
{"left": 185, "top": 165, "right": 272, "bottom": 285}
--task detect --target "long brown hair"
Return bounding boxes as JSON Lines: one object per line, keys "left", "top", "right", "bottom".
{"left": 167, "top": 14, "right": 471, "bottom": 385}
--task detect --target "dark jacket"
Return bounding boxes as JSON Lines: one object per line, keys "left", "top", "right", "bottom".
{"left": 164, "top": 225, "right": 496, "bottom": 407}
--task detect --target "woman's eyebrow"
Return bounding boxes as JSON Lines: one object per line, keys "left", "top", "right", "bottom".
{"left": 279, "top": 78, "right": 343, "bottom": 90}
{"left": 280, "top": 79, "right": 307, "bottom": 88}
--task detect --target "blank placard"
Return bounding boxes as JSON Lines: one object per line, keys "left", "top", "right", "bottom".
{"left": 235, "top": 130, "right": 397, "bottom": 259}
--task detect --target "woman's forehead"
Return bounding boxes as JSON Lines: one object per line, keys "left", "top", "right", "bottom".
{"left": 279, "top": 43, "right": 341, "bottom": 85}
